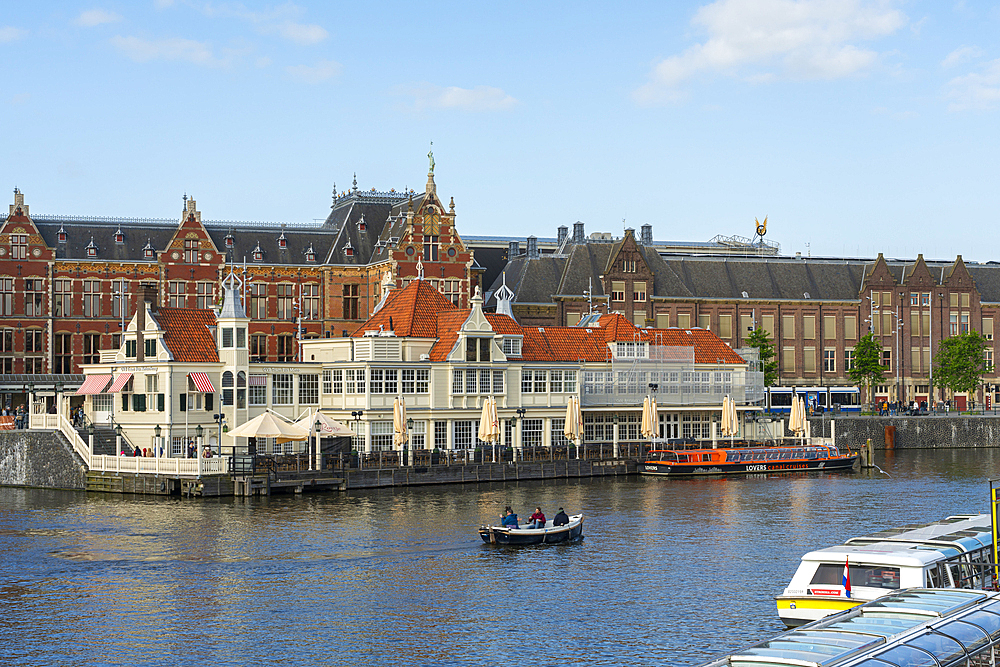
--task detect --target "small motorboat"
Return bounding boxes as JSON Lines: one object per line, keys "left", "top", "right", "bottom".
{"left": 479, "top": 514, "right": 584, "bottom": 545}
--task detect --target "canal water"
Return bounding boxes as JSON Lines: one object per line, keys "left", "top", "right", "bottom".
{"left": 2, "top": 449, "right": 999, "bottom": 666}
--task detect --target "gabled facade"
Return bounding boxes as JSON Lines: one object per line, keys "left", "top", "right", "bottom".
{"left": 490, "top": 234, "right": 1000, "bottom": 408}
{"left": 0, "top": 167, "right": 480, "bottom": 384}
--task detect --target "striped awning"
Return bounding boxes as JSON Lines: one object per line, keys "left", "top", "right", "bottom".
{"left": 107, "top": 373, "right": 133, "bottom": 394}
{"left": 188, "top": 372, "right": 216, "bottom": 393}
{"left": 248, "top": 375, "right": 267, "bottom": 386}
{"left": 75, "top": 374, "right": 112, "bottom": 395}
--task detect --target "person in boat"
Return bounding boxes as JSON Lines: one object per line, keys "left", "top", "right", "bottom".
{"left": 553, "top": 508, "right": 569, "bottom": 526}
{"left": 500, "top": 507, "right": 519, "bottom": 529}
{"left": 528, "top": 507, "right": 546, "bottom": 529}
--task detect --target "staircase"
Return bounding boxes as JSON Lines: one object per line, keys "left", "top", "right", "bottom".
{"left": 75, "top": 426, "right": 135, "bottom": 456}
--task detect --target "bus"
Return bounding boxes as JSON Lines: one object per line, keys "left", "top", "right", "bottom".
{"left": 764, "top": 386, "right": 861, "bottom": 414}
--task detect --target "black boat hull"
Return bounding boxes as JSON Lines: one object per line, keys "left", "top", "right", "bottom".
{"left": 640, "top": 456, "right": 858, "bottom": 477}
{"left": 479, "top": 515, "right": 584, "bottom": 545}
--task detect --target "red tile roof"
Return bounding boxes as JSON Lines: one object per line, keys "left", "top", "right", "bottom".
{"left": 353, "top": 280, "right": 745, "bottom": 364}
{"left": 153, "top": 307, "right": 219, "bottom": 363}
{"left": 354, "top": 280, "right": 458, "bottom": 338}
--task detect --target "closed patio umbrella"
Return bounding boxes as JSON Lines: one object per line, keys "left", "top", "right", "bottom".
{"left": 393, "top": 397, "right": 408, "bottom": 448}
{"left": 563, "top": 396, "right": 580, "bottom": 443}
{"left": 640, "top": 396, "right": 653, "bottom": 440}
{"left": 720, "top": 396, "right": 732, "bottom": 437}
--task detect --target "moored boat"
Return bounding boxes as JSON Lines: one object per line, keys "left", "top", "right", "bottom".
{"left": 640, "top": 442, "right": 857, "bottom": 477}
{"left": 479, "top": 514, "right": 584, "bottom": 545}
{"left": 776, "top": 513, "right": 994, "bottom": 627}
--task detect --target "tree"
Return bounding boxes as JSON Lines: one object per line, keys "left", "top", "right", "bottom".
{"left": 849, "top": 332, "right": 885, "bottom": 407}
{"left": 934, "top": 330, "right": 992, "bottom": 403}
{"left": 746, "top": 327, "right": 778, "bottom": 387}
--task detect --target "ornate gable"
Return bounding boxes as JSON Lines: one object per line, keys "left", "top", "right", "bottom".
{"left": 905, "top": 254, "right": 935, "bottom": 288}
{"left": 862, "top": 253, "right": 897, "bottom": 291}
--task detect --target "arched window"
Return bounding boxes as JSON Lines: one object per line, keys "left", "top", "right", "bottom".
{"left": 237, "top": 371, "right": 246, "bottom": 387}
{"left": 222, "top": 371, "right": 234, "bottom": 406}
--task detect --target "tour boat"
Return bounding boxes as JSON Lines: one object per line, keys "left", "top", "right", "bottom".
{"left": 776, "top": 513, "right": 994, "bottom": 627}
{"left": 479, "top": 514, "right": 584, "bottom": 545}
{"left": 640, "top": 442, "right": 858, "bottom": 477}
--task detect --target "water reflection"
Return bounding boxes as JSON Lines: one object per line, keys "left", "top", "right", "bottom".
{"left": 1, "top": 449, "right": 998, "bottom": 665}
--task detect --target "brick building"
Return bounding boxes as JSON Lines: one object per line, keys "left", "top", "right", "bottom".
{"left": 0, "top": 166, "right": 477, "bottom": 384}
{"left": 489, "top": 225, "right": 1000, "bottom": 409}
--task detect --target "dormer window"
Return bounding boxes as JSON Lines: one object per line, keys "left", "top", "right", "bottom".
{"left": 357, "top": 215, "right": 366, "bottom": 232}
{"left": 502, "top": 336, "right": 522, "bottom": 357}
{"left": 277, "top": 231, "right": 287, "bottom": 249}
{"left": 305, "top": 245, "right": 316, "bottom": 262}
{"left": 344, "top": 240, "right": 354, "bottom": 257}
{"left": 57, "top": 224, "right": 67, "bottom": 243}
{"left": 142, "top": 239, "right": 155, "bottom": 259}
{"left": 86, "top": 237, "right": 98, "bottom": 257}
{"left": 225, "top": 233, "right": 234, "bottom": 249}
{"left": 114, "top": 225, "right": 124, "bottom": 245}
{"left": 252, "top": 242, "right": 263, "bottom": 262}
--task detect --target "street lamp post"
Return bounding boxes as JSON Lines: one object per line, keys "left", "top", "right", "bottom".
{"left": 406, "top": 416, "right": 413, "bottom": 466}
{"left": 613, "top": 412, "right": 620, "bottom": 459}
{"left": 314, "top": 418, "right": 322, "bottom": 471}
{"left": 195, "top": 424, "right": 203, "bottom": 455}
{"left": 515, "top": 408, "right": 526, "bottom": 462}
{"left": 115, "top": 423, "right": 123, "bottom": 455}
{"left": 154, "top": 424, "right": 162, "bottom": 457}
{"left": 88, "top": 423, "right": 95, "bottom": 458}
{"left": 351, "top": 410, "right": 364, "bottom": 468}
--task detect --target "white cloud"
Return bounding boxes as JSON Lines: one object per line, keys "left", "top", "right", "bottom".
{"left": 635, "top": 0, "right": 906, "bottom": 103}
{"left": 277, "top": 22, "right": 327, "bottom": 45}
{"left": 0, "top": 26, "right": 27, "bottom": 42}
{"left": 8, "top": 93, "right": 30, "bottom": 105}
{"left": 404, "top": 84, "right": 518, "bottom": 112}
{"left": 111, "top": 35, "right": 222, "bottom": 66}
{"left": 285, "top": 59, "right": 341, "bottom": 83}
{"left": 941, "top": 45, "right": 984, "bottom": 69}
{"left": 946, "top": 59, "right": 1000, "bottom": 111}
{"left": 197, "top": 3, "right": 328, "bottom": 45}
{"left": 76, "top": 9, "right": 123, "bottom": 27}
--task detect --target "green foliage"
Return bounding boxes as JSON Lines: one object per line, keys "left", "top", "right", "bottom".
{"left": 746, "top": 327, "right": 778, "bottom": 386}
{"left": 934, "top": 330, "right": 992, "bottom": 396}
{"left": 849, "top": 332, "right": 885, "bottom": 404}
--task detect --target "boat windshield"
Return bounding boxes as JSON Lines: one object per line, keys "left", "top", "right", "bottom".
{"left": 811, "top": 563, "right": 901, "bottom": 590}
{"left": 647, "top": 450, "right": 678, "bottom": 462}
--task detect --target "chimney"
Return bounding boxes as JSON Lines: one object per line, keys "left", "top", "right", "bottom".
{"left": 527, "top": 235, "right": 539, "bottom": 259}
{"left": 508, "top": 240, "right": 520, "bottom": 259}
{"left": 136, "top": 297, "right": 145, "bottom": 363}
{"left": 641, "top": 223, "right": 652, "bottom": 246}
{"left": 572, "top": 221, "right": 585, "bottom": 243}
{"left": 141, "top": 283, "right": 158, "bottom": 313}
{"left": 557, "top": 225, "right": 568, "bottom": 245}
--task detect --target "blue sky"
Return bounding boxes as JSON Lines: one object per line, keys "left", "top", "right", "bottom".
{"left": 3, "top": 1, "right": 1000, "bottom": 261}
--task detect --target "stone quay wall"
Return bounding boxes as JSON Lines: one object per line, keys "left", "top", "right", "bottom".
{"left": 0, "top": 430, "right": 87, "bottom": 490}
{"left": 816, "top": 416, "right": 1000, "bottom": 451}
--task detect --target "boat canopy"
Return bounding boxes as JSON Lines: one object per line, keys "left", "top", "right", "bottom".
{"left": 704, "top": 588, "right": 1000, "bottom": 667}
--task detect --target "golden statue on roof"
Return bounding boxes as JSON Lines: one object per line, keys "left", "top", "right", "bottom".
{"left": 755, "top": 216, "right": 767, "bottom": 237}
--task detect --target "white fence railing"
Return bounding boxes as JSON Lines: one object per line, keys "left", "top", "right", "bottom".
{"left": 89, "top": 455, "right": 230, "bottom": 476}
{"left": 27, "top": 410, "right": 229, "bottom": 477}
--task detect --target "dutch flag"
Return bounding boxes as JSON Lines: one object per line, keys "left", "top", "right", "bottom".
{"left": 843, "top": 558, "right": 852, "bottom": 598}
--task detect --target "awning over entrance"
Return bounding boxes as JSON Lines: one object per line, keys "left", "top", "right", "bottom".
{"left": 76, "top": 374, "right": 112, "bottom": 395}
{"left": 107, "top": 373, "right": 133, "bottom": 394}
{"left": 189, "top": 372, "right": 216, "bottom": 393}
